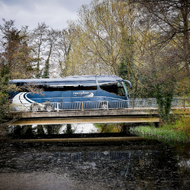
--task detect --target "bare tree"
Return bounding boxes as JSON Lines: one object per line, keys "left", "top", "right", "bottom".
{"left": 53, "top": 28, "right": 75, "bottom": 77}
{"left": 31, "top": 22, "right": 49, "bottom": 78}
{"left": 43, "top": 29, "right": 58, "bottom": 78}
{"left": 138, "top": 29, "right": 182, "bottom": 122}
{"left": 130, "top": 0, "right": 190, "bottom": 81}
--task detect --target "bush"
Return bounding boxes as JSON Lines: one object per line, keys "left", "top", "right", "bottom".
{"left": 174, "top": 109, "right": 190, "bottom": 141}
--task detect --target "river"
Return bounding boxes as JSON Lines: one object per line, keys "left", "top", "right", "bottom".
{"left": 0, "top": 125, "right": 190, "bottom": 190}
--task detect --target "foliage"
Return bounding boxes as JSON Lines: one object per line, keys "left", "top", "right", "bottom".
{"left": 0, "top": 19, "right": 37, "bottom": 123}
{"left": 12, "top": 125, "right": 34, "bottom": 136}
{"left": 126, "top": 0, "right": 190, "bottom": 121}
{"left": 0, "top": 0, "right": 190, "bottom": 128}
{"left": 95, "top": 123, "right": 123, "bottom": 133}
{"left": 133, "top": 0, "right": 190, "bottom": 81}
{"left": 0, "top": 77, "right": 9, "bottom": 123}
{"left": 42, "top": 58, "right": 49, "bottom": 78}
{"left": 55, "top": 28, "right": 75, "bottom": 77}
{"left": 138, "top": 44, "right": 178, "bottom": 122}
{"left": 130, "top": 125, "right": 189, "bottom": 143}
{"left": 173, "top": 109, "right": 190, "bottom": 141}
{"left": 134, "top": 20, "right": 182, "bottom": 121}
{"left": 44, "top": 29, "right": 58, "bottom": 77}
{"left": 11, "top": 125, "right": 63, "bottom": 136}
{"left": 0, "top": 19, "right": 37, "bottom": 80}
{"left": 31, "top": 22, "right": 49, "bottom": 78}
{"left": 65, "top": 124, "right": 74, "bottom": 134}
{"left": 131, "top": 108, "right": 190, "bottom": 143}
{"left": 36, "top": 125, "right": 45, "bottom": 135}
{"left": 118, "top": 36, "right": 136, "bottom": 97}
{"left": 155, "top": 84, "right": 174, "bottom": 123}
{"left": 65, "top": 0, "right": 137, "bottom": 76}
{"left": 175, "top": 77, "right": 190, "bottom": 97}
{"left": 43, "top": 125, "right": 62, "bottom": 135}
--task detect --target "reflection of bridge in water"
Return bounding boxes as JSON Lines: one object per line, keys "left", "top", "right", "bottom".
{"left": 8, "top": 98, "right": 190, "bottom": 126}
{"left": 52, "top": 150, "right": 157, "bottom": 162}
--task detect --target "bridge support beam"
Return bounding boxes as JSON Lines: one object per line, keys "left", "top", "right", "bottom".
{"left": 11, "top": 116, "right": 160, "bottom": 126}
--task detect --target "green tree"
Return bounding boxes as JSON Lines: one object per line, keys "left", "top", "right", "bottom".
{"left": 129, "top": 0, "right": 190, "bottom": 122}
{"left": 0, "top": 19, "right": 36, "bottom": 123}
{"left": 68, "top": 0, "right": 136, "bottom": 76}
{"left": 139, "top": 38, "right": 181, "bottom": 122}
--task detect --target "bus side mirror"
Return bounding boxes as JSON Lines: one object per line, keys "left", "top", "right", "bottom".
{"left": 123, "top": 80, "right": 132, "bottom": 88}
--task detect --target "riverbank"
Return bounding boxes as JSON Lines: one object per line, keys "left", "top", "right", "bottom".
{"left": 130, "top": 124, "right": 190, "bottom": 144}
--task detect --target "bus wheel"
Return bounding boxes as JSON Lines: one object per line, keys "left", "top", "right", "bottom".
{"left": 45, "top": 104, "right": 54, "bottom": 112}
{"left": 99, "top": 102, "right": 109, "bottom": 109}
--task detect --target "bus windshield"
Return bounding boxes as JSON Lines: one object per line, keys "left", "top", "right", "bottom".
{"left": 122, "top": 82, "right": 129, "bottom": 96}
{"left": 98, "top": 81, "right": 126, "bottom": 97}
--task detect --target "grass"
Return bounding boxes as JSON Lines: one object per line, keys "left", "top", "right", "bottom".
{"left": 130, "top": 123, "right": 190, "bottom": 145}
{"left": 130, "top": 125, "right": 189, "bottom": 143}
{"left": 94, "top": 123, "right": 122, "bottom": 133}
{"left": 131, "top": 109, "right": 190, "bottom": 143}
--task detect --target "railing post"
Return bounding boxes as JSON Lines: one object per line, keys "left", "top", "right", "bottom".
{"left": 132, "top": 99, "right": 134, "bottom": 109}
{"left": 57, "top": 103, "right": 59, "bottom": 112}
{"left": 107, "top": 101, "right": 109, "bottom": 110}
{"left": 32, "top": 103, "right": 34, "bottom": 112}
{"left": 82, "top": 102, "right": 84, "bottom": 111}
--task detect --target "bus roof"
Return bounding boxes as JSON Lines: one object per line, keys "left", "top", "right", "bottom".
{"left": 9, "top": 75, "right": 123, "bottom": 84}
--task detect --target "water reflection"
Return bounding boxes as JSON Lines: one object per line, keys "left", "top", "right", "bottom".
{"left": 0, "top": 141, "right": 190, "bottom": 189}
{"left": 3, "top": 123, "right": 190, "bottom": 189}
{"left": 9, "top": 123, "right": 135, "bottom": 137}
{"left": 9, "top": 123, "right": 98, "bottom": 136}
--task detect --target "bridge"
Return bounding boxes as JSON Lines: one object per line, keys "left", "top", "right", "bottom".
{"left": 7, "top": 98, "right": 190, "bottom": 126}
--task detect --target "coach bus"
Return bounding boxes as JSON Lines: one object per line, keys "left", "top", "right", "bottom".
{"left": 9, "top": 75, "right": 131, "bottom": 111}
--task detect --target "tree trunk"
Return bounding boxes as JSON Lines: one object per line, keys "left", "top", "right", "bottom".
{"left": 181, "top": 0, "right": 190, "bottom": 82}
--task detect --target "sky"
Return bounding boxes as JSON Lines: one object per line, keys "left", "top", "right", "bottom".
{"left": 0, "top": 0, "right": 92, "bottom": 30}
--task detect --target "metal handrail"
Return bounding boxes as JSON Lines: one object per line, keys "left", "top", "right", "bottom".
{"left": 9, "top": 97, "right": 190, "bottom": 112}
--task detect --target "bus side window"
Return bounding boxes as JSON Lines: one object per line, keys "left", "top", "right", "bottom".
{"left": 80, "top": 81, "right": 97, "bottom": 90}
